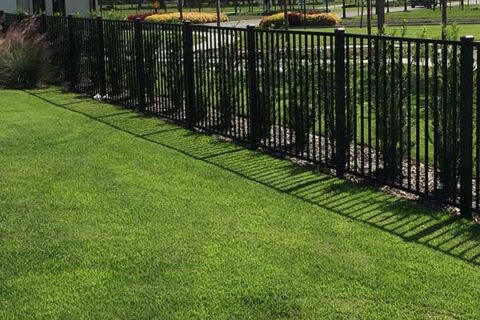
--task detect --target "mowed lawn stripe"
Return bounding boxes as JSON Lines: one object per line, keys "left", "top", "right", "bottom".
{"left": 0, "top": 88, "right": 479, "bottom": 319}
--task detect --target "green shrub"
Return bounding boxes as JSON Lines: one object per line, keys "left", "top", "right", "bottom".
{"left": 260, "top": 12, "right": 340, "bottom": 29}
{"left": 0, "top": 17, "right": 52, "bottom": 88}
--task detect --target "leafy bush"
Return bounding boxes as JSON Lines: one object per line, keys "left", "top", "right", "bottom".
{"left": 373, "top": 38, "right": 409, "bottom": 182}
{"left": 430, "top": 25, "right": 461, "bottom": 198}
{"left": 260, "top": 12, "right": 340, "bottom": 29}
{"left": 158, "top": 27, "right": 185, "bottom": 114}
{"left": 304, "top": 13, "right": 341, "bottom": 26}
{"left": 102, "top": 9, "right": 126, "bottom": 20}
{"left": 285, "top": 63, "right": 318, "bottom": 151}
{"left": 0, "top": 17, "right": 51, "bottom": 88}
{"left": 144, "top": 12, "right": 228, "bottom": 24}
{"left": 259, "top": 13, "right": 286, "bottom": 29}
{"left": 103, "top": 23, "right": 137, "bottom": 101}
{"left": 144, "top": 13, "right": 180, "bottom": 23}
{"left": 126, "top": 13, "right": 155, "bottom": 21}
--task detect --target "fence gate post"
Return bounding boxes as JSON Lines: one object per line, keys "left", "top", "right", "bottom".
{"left": 134, "top": 19, "right": 146, "bottom": 112}
{"left": 460, "top": 35, "right": 474, "bottom": 218}
{"left": 247, "top": 25, "right": 259, "bottom": 149}
{"left": 67, "top": 15, "right": 76, "bottom": 90}
{"left": 183, "top": 21, "right": 195, "bottom": 128}
{"left": 96, "top": 17, "right": 106, "bottom": 97}
{"left": 335, "top": 28, "right": 346, "bottom": 177}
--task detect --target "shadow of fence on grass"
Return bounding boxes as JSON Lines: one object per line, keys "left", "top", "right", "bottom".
{"left": 25, "top": 88, "right": 480, "bottom": 267}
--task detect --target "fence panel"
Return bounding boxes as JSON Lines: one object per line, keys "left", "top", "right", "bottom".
{"left": 190, "top": 25, "right": 249, "bottom": 142}
{"left": 344, "top": 34, "right": 463, "bottom": 207}
{"left": 44, "top": 16, "right": 69, "bottom": 84}
{"left": 69, "top": 17, "right": 101, "bottom": 96}
{"left": 102, "top": 19, "right": 138, "bottom": 108}
{"left": 254, "top": 29, "right": 336, "bottom": 166}
{"left": 142, "top": 23, "right": 186, "bottom": 122}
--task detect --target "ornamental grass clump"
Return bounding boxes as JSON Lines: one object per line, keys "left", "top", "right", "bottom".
{"left": 0, "top": 18, "right": 52, "bottom": 88}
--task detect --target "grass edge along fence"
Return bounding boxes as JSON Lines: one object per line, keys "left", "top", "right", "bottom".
{"left": 1, "top": 12, "right": 478, "bottom": 219}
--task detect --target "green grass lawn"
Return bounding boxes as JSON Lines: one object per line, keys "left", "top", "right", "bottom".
{"left": 343, "top": 5, "right": 480, "bottom": 25}
{"left": 1, "top": 88, "right": 480, "bottom": 319}
{"left": 385, "top": 5, "right": 480, "bottom": 22}
{"left": 299, "top": 23, "right": 480, "bottom": 38}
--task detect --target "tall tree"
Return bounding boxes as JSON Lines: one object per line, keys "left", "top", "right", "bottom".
{"left": 442, "top": 0, "right": 447, "bottom": 39}
{"left": 377, "top": 0, "right": 385, "bottom": 34}
{"left": 216, "top": 0, "right": 221, "bottom": 26}
{"left": 178, "top": 0, "right": 183, "bottom": 20}
{"left": 366, "top": 0, "right": 372, "bottom": 35}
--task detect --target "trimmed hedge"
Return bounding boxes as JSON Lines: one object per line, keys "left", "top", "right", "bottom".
{"left": 143, "top": 12, "right": 228, "bottom": 24}
{"left": 260, "top": 12, "right": 341, "bottom": 29}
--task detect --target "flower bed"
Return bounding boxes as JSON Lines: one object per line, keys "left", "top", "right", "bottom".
{"left": 135, "top": 12, "right": 229, "bottom": 24}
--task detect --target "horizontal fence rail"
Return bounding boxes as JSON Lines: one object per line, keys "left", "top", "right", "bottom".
{"left": 2, "top": 13, "right": 479, "bottom": 218}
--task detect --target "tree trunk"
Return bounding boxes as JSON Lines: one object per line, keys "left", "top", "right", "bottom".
{"left": 216, "top": 0, "right": 221, "bottom": 26}
{"left": 377, "top": 0, "right": 385, "bottom": 34}
{"left": 442, "top": 0, "right": 447, "bottom": 39}
{"left": 178, "top": 0, "right": 183, "bottom": 20}
{"left": 366, "top": 0, "right": 371, "bottom": 35}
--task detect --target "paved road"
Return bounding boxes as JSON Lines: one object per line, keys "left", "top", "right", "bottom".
{"left": 203, "top": 2, "right": 461, "bottom": 28}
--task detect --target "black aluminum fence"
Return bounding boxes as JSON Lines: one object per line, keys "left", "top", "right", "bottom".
{"left": 2, "top": 13, "right": 479, "bottom": 218}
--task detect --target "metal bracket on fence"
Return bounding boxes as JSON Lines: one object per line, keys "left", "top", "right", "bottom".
{"left": 459, "top": 35, "right": 474, "bottom": 218}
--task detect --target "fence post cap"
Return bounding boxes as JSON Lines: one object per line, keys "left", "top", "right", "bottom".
{"left": 246, "top": 25, "right": 255, "bottom": 30}
{"left": 335, "top": 27, "right": 346, "bottom": 33}
{"left": 183, "top": 20, "right": 192, "bottom": 25}
{"left": 461, "top": 35, "right": 475, "bottom": 42}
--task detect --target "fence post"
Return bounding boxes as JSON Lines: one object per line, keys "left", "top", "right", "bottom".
{"left": 183, "top": 21, "right": 195, "bottom": 128}
{"left": 96, "top": 17, "right": 106, "bottom": 97}
{"left": 39, "top": 13, "right": 47, "bottom": 34}
{"left": 459, "top": 35, "right": 474, "bottom": 218}
{"left": 247, "top": 25, "right": 259, "bottom": 149}
{"left": 334, "top": 28, "right": 346, "bottom": 177}
{"left": 0, "top": 11, "right": 4, "bottom": 32}
{"left": 134, "top": 18, "right": 146, "bottom": 112}
{"left": 67, "top": 15, "right": 76, "bottom": 90}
